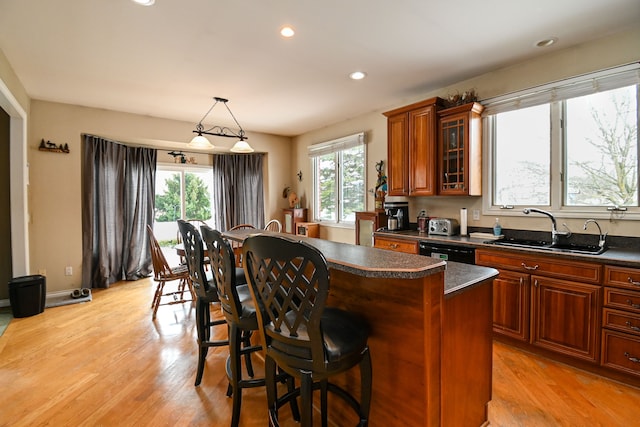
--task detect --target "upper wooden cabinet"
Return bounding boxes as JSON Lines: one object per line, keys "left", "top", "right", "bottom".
{"left": 437, "top": 102, "right": 484, "bottom": 196}
{"left": 383, "top": 97, "right": 443, "bottom": 196}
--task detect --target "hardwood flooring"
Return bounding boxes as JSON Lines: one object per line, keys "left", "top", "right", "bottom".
{"left": 1, "top": 277, "right": 639, "bottom": 426}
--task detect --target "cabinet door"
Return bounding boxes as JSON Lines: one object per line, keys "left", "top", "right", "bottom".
{"left": 387, "top": 113, "right": 409, "bottom": 196}
{"left": 531, "top": 275, "right": 601, "bottom": 363}
{"left": 438, "top": 112, "right": 467, "bottom": 195}
{"left": 493, "top": 269, "right": 530, "bottom": 342}
{"left": 408, "top": 105, "right": 437, "bottom": 195}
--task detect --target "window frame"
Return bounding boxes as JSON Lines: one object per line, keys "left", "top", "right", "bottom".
{"left": 309, "top": 133, "right": 367, "bottom": 226}
{"left": 482, "top": 63, "right": 640, "bottom": 220}
{"left": 155, "top": 163, "right": 214, "bottom": 222}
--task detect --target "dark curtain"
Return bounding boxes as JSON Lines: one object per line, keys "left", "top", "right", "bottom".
{"left": 211, "top": 154, "right": 265, "bottom": 231}
{"left": 82, "top": 135, "right": 157, "bottom": 288}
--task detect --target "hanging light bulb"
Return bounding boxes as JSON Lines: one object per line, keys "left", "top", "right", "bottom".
{"left": 189, "top": 97, "right": 252, "bottom": 151}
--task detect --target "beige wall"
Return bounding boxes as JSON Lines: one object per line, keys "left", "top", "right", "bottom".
{"left": 28, "top": 100, "right": 291, "bottom": 292}
{"left": 294, "top": 28, "right": 640, "bottom": 244}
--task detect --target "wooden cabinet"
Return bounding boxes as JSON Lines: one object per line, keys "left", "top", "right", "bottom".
{"left": 282, "top": 208, "right": 307, "bottom": 234}
{"left": 602, "top": 265, "right": 640, "bottom": 378}
{"left": 383, "top": 97, "right": 443, "bottom": 196}
{"left": 437, "top": 102, "right": 484, "bottom": 195}
{"left": 295, "top": 222, "right": 319, "bottom": 238}
{"left": 492, "top": 269, "right": 530, "bottom": 342}
{"left": 373, "top": 235, "right": 419, "bottom": 254}
{"left": 531, "top": 275, "right": 601, "bottom": 362}
{"left": 355, "top": 211, "right": 387, "bottom": 246}
{"left": 476, "top": 248, "right": 602, "bottom": 363}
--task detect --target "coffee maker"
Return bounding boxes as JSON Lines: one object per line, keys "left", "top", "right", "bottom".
{"left": 384, "top": 201, "right": 409, "bottom": 231}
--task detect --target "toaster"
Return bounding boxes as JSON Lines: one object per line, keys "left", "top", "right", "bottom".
{"left": 428, "top": 218, "right": 460, "bottom": 236}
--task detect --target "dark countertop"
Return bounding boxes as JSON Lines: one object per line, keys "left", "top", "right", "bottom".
{"left": 374, "top": 230, "right": 640, "bottom": 268}
{"left": 223, "top": 229, "right": 498, "bottom": 293}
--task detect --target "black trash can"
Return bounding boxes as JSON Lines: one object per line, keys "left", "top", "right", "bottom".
{"left": 8, "top": 275, "right": 46, "bottom": 318}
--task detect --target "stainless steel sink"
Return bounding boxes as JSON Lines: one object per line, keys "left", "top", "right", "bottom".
{"left": 485, "top": 238, "right": 608, "bottom": 255}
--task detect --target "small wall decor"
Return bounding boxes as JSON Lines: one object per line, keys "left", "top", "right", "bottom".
{"left": 374, "top": 160, "right": 387, "bottom": 210}
{"left": 38, "top": 139, "right": 70, "bottom": 153}
{"left": 167, "top": 150, "right": 197, "bottom": 164}
{"left": 297, "top": 170, "right": 303, "bottom": 181}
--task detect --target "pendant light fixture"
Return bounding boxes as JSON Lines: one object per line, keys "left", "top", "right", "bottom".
{"left": 189, "top": 97, "right": 253, "bottom": 152}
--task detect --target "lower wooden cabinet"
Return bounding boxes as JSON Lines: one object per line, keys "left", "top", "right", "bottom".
{"left": 477, "top": 248, "right": 602, "bottom": 363}
{"left": 531, "top": 275, "right": 601, "bottom": 363}
{"left": 601, "top": 265, "right": 640, "bottom": 378}
{"left": 492, "top": 269, "right": 530, "bottom": 342}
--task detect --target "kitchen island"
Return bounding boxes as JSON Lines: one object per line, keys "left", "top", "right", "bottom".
{"left": 224, "top": 229, "right": 498, "bottom": 427}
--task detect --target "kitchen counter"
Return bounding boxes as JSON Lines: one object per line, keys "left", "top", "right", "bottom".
{"left": 374, "top": 229, "right": 640, "bottom": 267}
{"left": 224, "top": 229, "right": 498, "bottom": 426}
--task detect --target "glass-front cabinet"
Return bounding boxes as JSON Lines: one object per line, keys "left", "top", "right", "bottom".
{"left": 437, "top": 102, "right": 484, "bottom": 196}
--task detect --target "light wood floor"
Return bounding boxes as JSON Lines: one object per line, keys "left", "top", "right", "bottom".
{"left": 1, "top": 277, "right": 639, "bottom": 426}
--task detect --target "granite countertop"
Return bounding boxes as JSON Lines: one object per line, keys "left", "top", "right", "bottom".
{"left": 374, "top": 229, "right": 640, "bottom": 268}
{"left": 223, "top": 230, "right": 499, "bottom": 294}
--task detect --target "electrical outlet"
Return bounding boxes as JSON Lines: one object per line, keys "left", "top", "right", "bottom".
{"left": 65, "top": 266, "right": 73, "bottom": 276}
{"left": 472, "top": 209, "right": 480, "bottom": 221}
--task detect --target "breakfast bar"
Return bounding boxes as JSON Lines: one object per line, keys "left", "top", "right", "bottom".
{"left": 224, "top": 229, "right": 498, "bottom": 427}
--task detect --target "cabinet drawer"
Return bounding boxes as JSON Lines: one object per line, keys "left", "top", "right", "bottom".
{"left": 604, "top": 287, "right": 640, "bottom": 314}
{"left": 603, "top": 308, "right": 640, "bottom": 337}
{"left": 475, "top": 249, "right": 602, "bottom": 284}
{"left": 601, "top": 330, "right": 640, "bottom": 377}
{"left": 604, "top": 265, "right": 640, "bottom": 291}
{"left": 374, "top": 237, "right": 419, "bottom": 254}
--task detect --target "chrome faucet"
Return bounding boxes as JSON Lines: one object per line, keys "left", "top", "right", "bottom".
{"left": 583, "top": 219, "right": 608, "bottom": 248}
{"left": 522, "top": 208, "right": 572, "bottom": 245}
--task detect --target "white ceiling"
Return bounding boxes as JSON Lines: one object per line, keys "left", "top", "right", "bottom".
{"left": 1, "top": 0, "right": 639, "bottom": 137}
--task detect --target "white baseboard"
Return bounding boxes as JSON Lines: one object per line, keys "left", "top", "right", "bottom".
{"left": 0, "top": 298, "right": 9, "bottom": 308}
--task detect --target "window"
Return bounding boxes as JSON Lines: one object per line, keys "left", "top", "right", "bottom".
{"left": 484, "top": 63, "right": 640, "bottom": 218}
{"left": 309, "top": 133, "right": 366, "bottom": 224}
{"left": 153, "top": 165, "right": 213, "bottom": 244}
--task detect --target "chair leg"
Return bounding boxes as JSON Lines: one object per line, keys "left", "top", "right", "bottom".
{"left": 300, "top": 371, "right": 313, "bottom": 427}
{"left": 151, "top": 281, "right": 165, "bottom": 319}
{"left": 265, "top": 356, "right": 279, "bottom": 426}
{"left": 320, "top": 379, "right": 328, "bottom": 427}
{"left": 194, "top": 298, "right": 209, "bottom": 386}
{"left": 358, "top": 347, "right": 373, "bottom": 427}
{"left": 241, "top": 330, "right": 255, "bottom": 377}
{"left": 228, "top": 323, "right": 242, "bottom": 427}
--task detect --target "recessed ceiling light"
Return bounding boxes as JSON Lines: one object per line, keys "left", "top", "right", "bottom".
{"left": 280, "top": 26, "right": 295, "bottom": 38}
{"left": 132, "top": 0, "right": 155, "bottom": 6}
{"left": 349, "top": 71, "right": 367, "bottom": 80}
{"left": 535, "top": 37, "right": 558, "bottom": 48}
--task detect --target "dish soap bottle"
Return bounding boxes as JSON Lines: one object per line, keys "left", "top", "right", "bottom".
{"left": 493, "top": 218, "right": 502, "bottom": 236}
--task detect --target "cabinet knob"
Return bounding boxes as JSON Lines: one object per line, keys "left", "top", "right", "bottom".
{"left": 628, "top": 276, "right": 640, "bottom": 287}
{"left": 624, "top": 352, "right": 640, "bottom": 363}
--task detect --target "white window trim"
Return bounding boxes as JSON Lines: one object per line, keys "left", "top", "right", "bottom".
{"left": 482, "top": 63, "right": 640, "bottom": 221}
{"left": 309, "top": 132, "right": 366, "bottom": 225}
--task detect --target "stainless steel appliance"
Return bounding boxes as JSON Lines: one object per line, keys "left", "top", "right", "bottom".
{"left": 384, "top": 202, "right": 409, "bottom": 231}
{"left": 419, "top": 241, "right": 476, "bottom": 264}
{"left": 428, "top": 218, "right": 460, "bottom": 236}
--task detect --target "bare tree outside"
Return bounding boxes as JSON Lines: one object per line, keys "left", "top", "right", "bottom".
{"left": 566, "top": 86, "right": 638, "bottom": 206}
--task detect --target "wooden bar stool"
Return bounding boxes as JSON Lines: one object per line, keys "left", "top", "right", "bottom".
{"left": 201, "top": 225, "right": 298, "bottom": 427}
{"left": 177, "top": 219, "right": 229, "bottom": 386}
{"left": 243, "top": 234, "right": 373, "bottom": 427}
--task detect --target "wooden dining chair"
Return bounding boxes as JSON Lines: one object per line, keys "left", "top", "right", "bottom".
{"left": 264, "top": 219, "right": 282, "bottom": 232}
{"left": 146, "top": 225, "right": 194, "bottom": 319}
{"left": 228, "top": 224, "right": 256, "bottom": 267}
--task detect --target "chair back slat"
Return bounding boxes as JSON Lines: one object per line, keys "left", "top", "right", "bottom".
{"left": 243, "top": 235, "right": 329, "bottom": 371}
